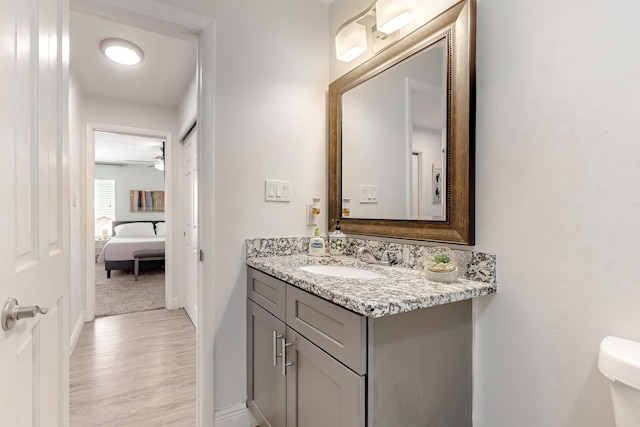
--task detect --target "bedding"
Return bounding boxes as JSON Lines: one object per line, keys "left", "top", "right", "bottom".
{"left": 98, "top": 220, "right": 166, "bottom": 278}
{"left": 113, "top": 222, "right": 156, "bottom": 237}
{"left": 97, "top": 236, "right": 165, "bottom": 263}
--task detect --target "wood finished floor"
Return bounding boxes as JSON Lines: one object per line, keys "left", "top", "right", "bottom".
{"left": 70, "top": 309, "right": 196, "bottom": 427}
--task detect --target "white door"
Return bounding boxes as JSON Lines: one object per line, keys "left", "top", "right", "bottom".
{"left": 183, "top": 126, "right": 198, "bottom": 327}
{"left": 0, "top": 0, "right": 69, "bottom": 425}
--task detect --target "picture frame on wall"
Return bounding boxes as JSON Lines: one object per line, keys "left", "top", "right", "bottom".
{"left": 130, "top": 190, "right": 165, "bottom": 212}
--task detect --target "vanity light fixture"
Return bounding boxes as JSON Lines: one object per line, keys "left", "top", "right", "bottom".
{"left": 335, "top": 21, "right": 368, "bottom": 63}
{"left": 100, "top": 38, "right": 145, "bottom": 65}
{"left": 376, "top": 0, "right": 417, "bottom": 34}
{"left": 334, "top": 0, "right": 417, "bottom": 62}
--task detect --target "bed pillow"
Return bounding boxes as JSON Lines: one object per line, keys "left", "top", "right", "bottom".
{"left": 155, "top": 222, "right": 166, "bottom": 236}
{"left": 114, "top": 222, "right": 156, "bottom": 237}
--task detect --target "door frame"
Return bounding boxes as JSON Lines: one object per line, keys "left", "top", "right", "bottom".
{"left": 84, "top": 123, "right": 175, "bottom": 319}
{"left": 72, "top": 1, "right": 216, "bottom": 425}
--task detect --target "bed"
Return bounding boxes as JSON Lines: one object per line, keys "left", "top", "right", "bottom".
{"left": 97, "top": 220, "right": 165, "bottom": 278}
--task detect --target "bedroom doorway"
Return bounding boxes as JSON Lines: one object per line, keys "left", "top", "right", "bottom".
{"left": 94, "top": 131, "right": 168, "bottom": 317}
{"left": 86, "top": 126, "right": 175, "bottom": 319}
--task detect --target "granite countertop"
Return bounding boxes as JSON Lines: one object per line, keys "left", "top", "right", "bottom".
{"left": 246, "top": 254, "right": 497, "bottom": 318}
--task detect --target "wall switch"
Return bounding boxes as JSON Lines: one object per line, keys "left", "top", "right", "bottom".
{"left": 265, "top": 180, "right": 291, "bottom": 202}
{"left": 359, "top": 185, "right": 378, "bottom": 204}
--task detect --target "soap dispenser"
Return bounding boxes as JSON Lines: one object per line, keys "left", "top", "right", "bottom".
{"left": 329, "top": 220, "right": 346, "bottom": 257}
{"left": 308, "top": 228, "right": 325, "bottom": 256}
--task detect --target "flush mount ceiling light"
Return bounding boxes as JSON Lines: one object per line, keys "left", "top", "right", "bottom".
{"left": 376, "top": 0, "right": 417, "bottom": 35}
{"left": 100, "top": 38, "right": 144, "bottom": 65}
{"left": 335, "top": 21, "right": 368, "bottom": 63}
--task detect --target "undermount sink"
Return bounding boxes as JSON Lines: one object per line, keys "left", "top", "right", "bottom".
{"left": 299, "top": 265, "right": 385, "bottom": 279}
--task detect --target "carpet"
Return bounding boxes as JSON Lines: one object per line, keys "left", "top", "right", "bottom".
{"left": 95, "top": 265, "right": 165, "bottom": 317}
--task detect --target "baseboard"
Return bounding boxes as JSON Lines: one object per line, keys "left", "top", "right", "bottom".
{"left": 214, "top": 402, "right": 256, "bottom": 427}
{"left": 69, "top": 310, "right": 86, "bottom": 353}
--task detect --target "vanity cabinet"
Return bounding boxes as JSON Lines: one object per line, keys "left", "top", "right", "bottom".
{"left": 247, "top": 267, "right": 472, "bottom": 427}
{"left": 247, "top": 268, "right": 364, "bottom": 427}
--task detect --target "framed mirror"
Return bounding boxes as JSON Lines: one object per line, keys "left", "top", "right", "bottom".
{"left": 329, "top": 0, "right": 475, "bottom": 244}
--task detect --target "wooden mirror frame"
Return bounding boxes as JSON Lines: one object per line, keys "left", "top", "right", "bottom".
{"left": 329, "top": 0, "right": 475, "bottom": 245}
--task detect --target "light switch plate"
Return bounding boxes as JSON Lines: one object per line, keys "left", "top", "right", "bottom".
{"left": 265, "top": 180, "right": 291, "bottom": 202}
{"left": 359, "top": 185, "right": 378, "bottom": 204}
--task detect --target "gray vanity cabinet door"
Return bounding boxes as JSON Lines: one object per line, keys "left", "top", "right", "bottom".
{"left": 248, "top": 301, "right": 286, "bottom": 427}
{"left": 285, "top": 328, "right": 365, "bottom": 427}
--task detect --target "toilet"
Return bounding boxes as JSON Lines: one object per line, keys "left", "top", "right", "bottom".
{"left": 598, "top": 336, "right": 640, "bottom": 427}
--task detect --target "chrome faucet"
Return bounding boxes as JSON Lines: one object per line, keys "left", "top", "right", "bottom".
{"left": 357, "top": 247, "right": 392, "bottom": 266}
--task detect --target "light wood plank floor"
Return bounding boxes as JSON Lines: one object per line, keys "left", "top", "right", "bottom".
{"left": 70, "top": 309, "right": 196, "bottom": 427}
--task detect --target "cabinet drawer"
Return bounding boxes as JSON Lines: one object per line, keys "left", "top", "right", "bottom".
{"left": 247, "top": 268, "right": 286, "bottom": 321}
{"left": 286, "top": 285, "right": 366, "bottom": 375}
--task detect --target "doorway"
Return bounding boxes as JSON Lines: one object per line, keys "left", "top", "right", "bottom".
{"left": 93, "top": 130, "right": 168, "bottom": 317}
{"left": 69, "top": 2, "right": 215, "bottom": 424}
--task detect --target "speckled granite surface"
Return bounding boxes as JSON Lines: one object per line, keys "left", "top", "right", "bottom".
{"left": 246, "top": 254, "right": 497, "bottom": 318}
{"left": 246, "top": 236, "right": 496, "bottom": 284}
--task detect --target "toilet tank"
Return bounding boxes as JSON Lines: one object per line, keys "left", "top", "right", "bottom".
{"left": 598, "top": 336, "right": 640, "bottom": 427}
{"left": 599, "top": 336, "right": 640, "bottom": 390}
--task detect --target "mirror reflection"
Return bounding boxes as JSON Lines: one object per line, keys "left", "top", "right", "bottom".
{"left": 341, "top": 38, "right": 447, "bottom": 220}
{"left": 329, "top": 0, "right": 474, "bottom": 244}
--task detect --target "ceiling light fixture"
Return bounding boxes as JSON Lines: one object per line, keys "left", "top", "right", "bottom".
{"left": 100, "top": 38, "right": 145, "bottom": 65}
{"left": 376, "top": 0, "right": 417, "bottom": 35}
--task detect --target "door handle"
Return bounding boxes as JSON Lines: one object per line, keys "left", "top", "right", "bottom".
{"left": 2, "top": 298, "right": 49, "bottom": 331}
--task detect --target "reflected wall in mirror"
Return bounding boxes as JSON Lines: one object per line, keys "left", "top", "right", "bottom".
{"left": 329, "top": 0, "right": 475, "bottom": 244}
{"left": 342, "top": 37, "right": 447, "bottom": 220}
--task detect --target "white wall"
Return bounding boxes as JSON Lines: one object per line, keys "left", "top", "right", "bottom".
{"left": 209, "top": 0, "right": 329, "bottom": 412}
{"left": 140, "top": 0, "right": 330, "bottom": 417}
{"left": 69, "top": 74, "right": 85, "bottom": 349}
{"left": 473, "top": 1, "right": 640, "bottom": 425}
{"left": 84, "top": 93, "right": 179, "bottom": 134}
{"left": 178, "top": 72, "right": 197, "bottom": 138}
{"left": 95, "top": 164, "right": 165, "bottom": 222}
{"left": 331, "top": 0, "right": 640, "bottom": 426}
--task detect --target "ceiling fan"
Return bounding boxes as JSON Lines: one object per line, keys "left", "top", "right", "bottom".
{"left": 152, "top": 142, "right": 165, "bottom": 171}
{"left": 122, "top": 142, "right": 165, "bottom": 170}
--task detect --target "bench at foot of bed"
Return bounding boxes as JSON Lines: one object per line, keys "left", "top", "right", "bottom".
{"left": 133, "top": 249, "right": 166, "bottom": 281}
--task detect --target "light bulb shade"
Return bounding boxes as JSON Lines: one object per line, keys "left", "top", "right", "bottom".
{"left": 100, "top": 38, "right": 144, "bottom": 65}
{"left": 335, "top": 21, "right": 367, "bottom": 63}
{"left": 376, "top": 0, "right": 417, "bottom": 34}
